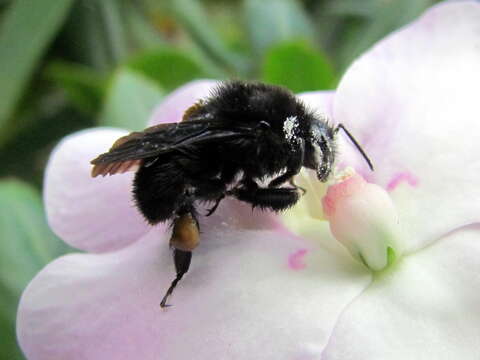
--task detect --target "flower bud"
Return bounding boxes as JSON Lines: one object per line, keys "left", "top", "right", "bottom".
{"left": 322, "top": 171, "right": 403, "bottom": 271}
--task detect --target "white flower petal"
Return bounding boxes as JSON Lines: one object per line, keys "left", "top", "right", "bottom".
{"left": 18, "top": 220, "right": 371, "bottom": 360}
{"left": 334, "top": 0, "right": 480, "bottom": 251}
{"left": 44, "top": 128, "right": 150, "bottom": 253}
{"left": 298, "top": 91, "right": 334, "bottom": 117}
{"left": 322, "top": 225, "right": 480, "bottom": 360}
{"left": 148, "top": 79, "right": 219, "bottom": 126}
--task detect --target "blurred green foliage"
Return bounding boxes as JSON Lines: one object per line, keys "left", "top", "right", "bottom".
{"left": 0, "top": 0, "right": 439, "bottom": 358}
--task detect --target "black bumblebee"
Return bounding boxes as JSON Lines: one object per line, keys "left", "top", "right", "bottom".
{"left": 91, "top": 81, "right": 373, "bottom": 307}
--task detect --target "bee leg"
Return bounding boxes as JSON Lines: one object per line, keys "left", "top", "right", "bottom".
{"left": 195, "top": 181, "right": 225, "bottom": 216}
{"left": 160, "top": 208, "right": 200, "bottom": 308}
{"left": 205, "top": 193, "right": 225, "bottom": 216}
{"left": 232, "top": 182, "right": 300, "bottom": 212}
{"left": 201, "top": 166, "right": 237, "bottom": 216}
{"left": 289, "top": 177, "right": 306, "bottom": 195}
{"left": 268, "top": 138, "right": 305, "bottom": 188}
{"left": 160, "top": 249, "right": 192, "bottom": 308}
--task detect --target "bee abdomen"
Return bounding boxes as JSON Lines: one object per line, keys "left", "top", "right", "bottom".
{"left": 133, "top": 159, "right": 185, "bottom": 224}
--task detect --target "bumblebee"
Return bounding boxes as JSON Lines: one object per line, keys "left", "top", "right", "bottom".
{"left": 91, "top": 81, "right": 373, "bottom": 307}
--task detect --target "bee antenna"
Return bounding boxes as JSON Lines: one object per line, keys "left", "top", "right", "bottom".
{"left": 335, "top": 123, "right": 374, "bottom": 171}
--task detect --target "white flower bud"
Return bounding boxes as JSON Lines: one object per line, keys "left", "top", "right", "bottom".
{"left": 322, "top": 171, "right": 403, "bottom": 271}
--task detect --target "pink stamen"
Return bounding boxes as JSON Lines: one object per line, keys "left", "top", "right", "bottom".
{"left": 387, "top": 172, "right": 419, "bottom": 191}
{"left": 288, "top": 248, "right": 308, "bottom": 270}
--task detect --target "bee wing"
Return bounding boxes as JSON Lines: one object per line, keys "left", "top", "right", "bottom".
{"left": 90, "top": 120, "right": 255, "bottom": 177}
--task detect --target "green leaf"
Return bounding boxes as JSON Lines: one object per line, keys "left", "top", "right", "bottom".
{"left": 61, "top": 0, "right": 137, "bottom": 71}
{"left": 45, "top": 61, "right": 106, "bottom": 115}
{"left": 127, "top": 48, "right": 208, "bottom": 92}
{"left": 0, "top": 180, "right": 68, "bottom": 295}
{"left": 98, "top": 0, "right": 129, "bottom": 63}
{"left": 0, "top": 0, "right": 75, "bottom": 136}
{"left": 324, "top": 0, "right": 378, "bottom": 17}
{"left": 262, "top": 42, "right": 337, "bottom": 93}
{"left": 168, "top": 0, "right": 247, "bottom": 74}
{"left": 99, "top": 68, "right": 165, "bottom": 130}
{"left": 123, "top": 1, "right": 166, "bottom": 50}
{"left": 1, "top": 278, "right": 27, "bottom": 359}
{"left": 244, "top": 0, "right": 315, "bottom": 56}
{"left": 0, "top": 179, "right": 69, "bottom": 360}
{"left": 0, "top": 306, "right": 24, "bottom": 360}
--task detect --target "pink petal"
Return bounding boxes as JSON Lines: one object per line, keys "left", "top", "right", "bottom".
{"left": 297, "top": 90, "right": 335, "bottom": 118}
{"left": 44, "top": 128, "right": 150, "bottom": 253}
{"left": 321, "top": 224, "right": 480, "bottom": 359}
{"left": 17, "top": 214, "right": 371, "bottom": 360}
{"left": 334, "top": 0, "right": 480, "bottom": 251}
{"left": 298, "top": 90, "right": 363, "bottom": 171}
{"left": 148, "top": 79, "right": 219, "bottom": 126}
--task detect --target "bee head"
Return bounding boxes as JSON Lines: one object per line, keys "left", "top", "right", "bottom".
{"left": 306, "top": 116, "right": 336, "bottom": 182}
{"left": 304, "top": 117, "right": 374, "bottom": 182}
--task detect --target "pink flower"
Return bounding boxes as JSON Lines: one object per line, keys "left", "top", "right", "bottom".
{"left": 17, "top": 2, "right": 480, "bottom": 359}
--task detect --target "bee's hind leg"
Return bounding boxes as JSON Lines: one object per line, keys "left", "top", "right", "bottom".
{"left": 160, "top": 202, "right": 200, "bottom": 308}
{"left": 160, "top": 248, "right": 192, "bottom": 308}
